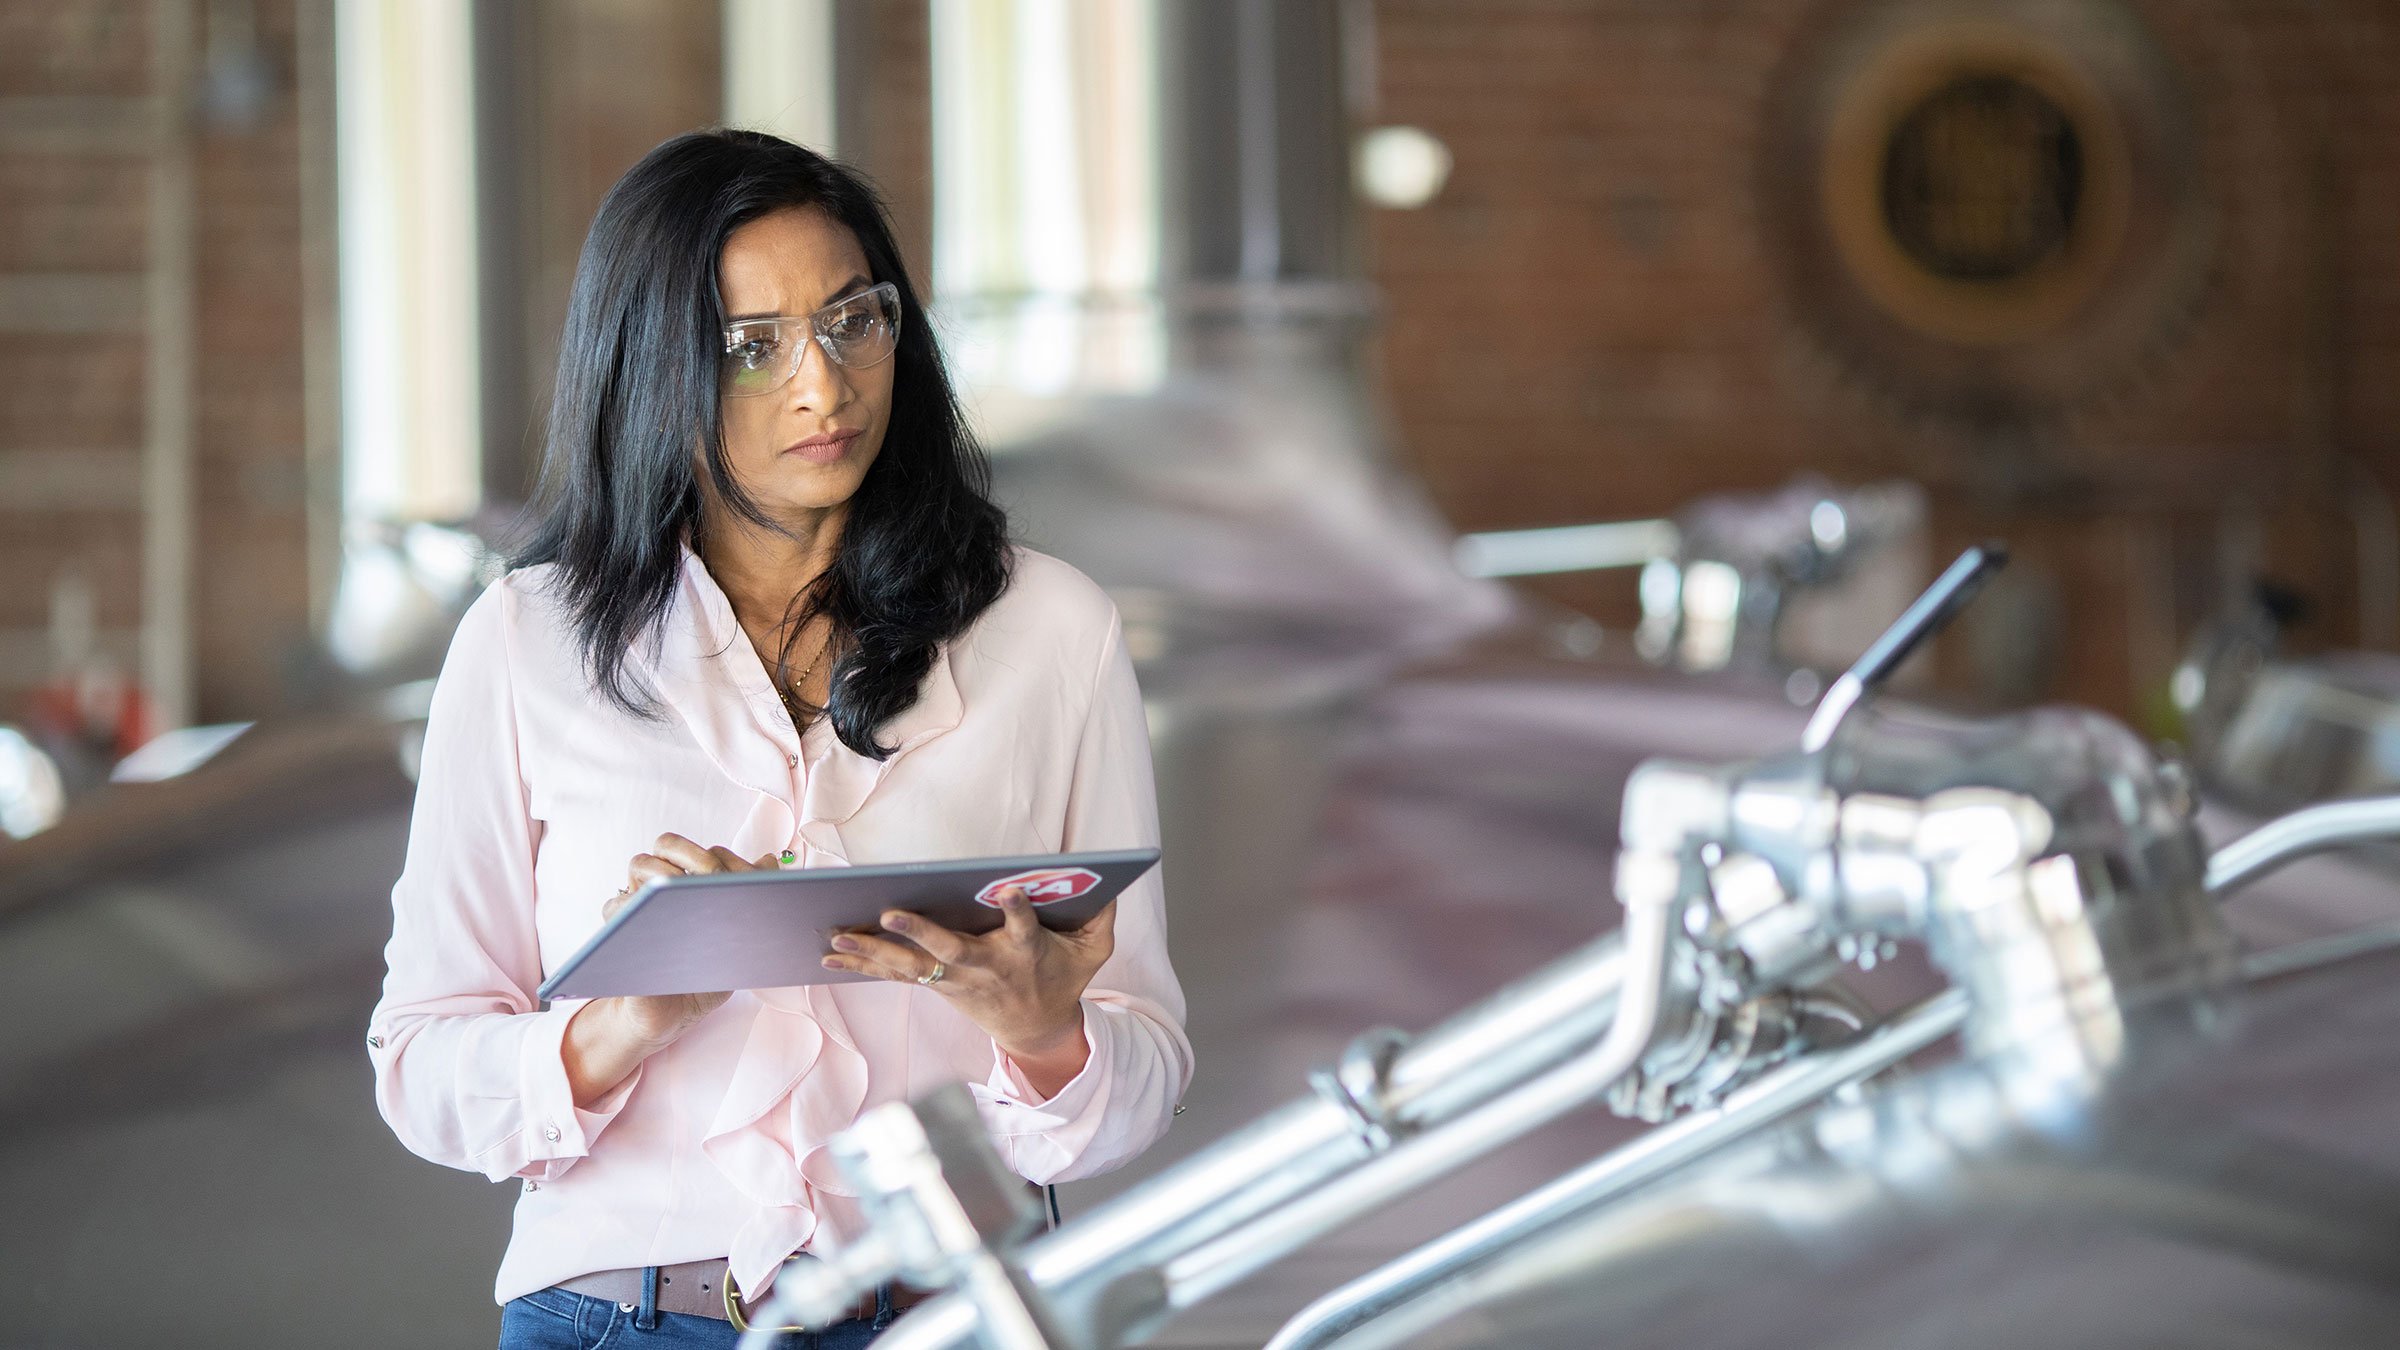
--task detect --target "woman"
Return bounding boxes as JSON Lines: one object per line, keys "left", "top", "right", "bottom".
{"left": 369, "top": 129, "right": 1191, "bottom": 1349}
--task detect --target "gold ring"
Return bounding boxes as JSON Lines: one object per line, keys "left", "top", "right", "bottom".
{"left": 917, "top": 960, "right": 946, "bottom": 987}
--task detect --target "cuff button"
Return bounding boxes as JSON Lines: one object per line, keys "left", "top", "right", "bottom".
{"left": 543, "top": 1124, "right": 563, "bottom": 1143}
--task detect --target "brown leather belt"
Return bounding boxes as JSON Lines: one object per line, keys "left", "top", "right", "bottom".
{"left": 556, "top": 1257, "right": 924, "bottom": 1329}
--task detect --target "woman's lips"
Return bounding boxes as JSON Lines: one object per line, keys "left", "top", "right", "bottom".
{"left": 782, "top": 429, "right": 863, "bottom": 463}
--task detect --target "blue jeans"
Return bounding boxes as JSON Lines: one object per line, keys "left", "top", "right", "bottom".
{"left": 499, "top": 1279, "right": 893, "bottom": 1350}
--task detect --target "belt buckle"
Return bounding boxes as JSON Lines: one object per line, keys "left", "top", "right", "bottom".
{"left": 724, "top": 1256, "right": 849, "bottom": 1334}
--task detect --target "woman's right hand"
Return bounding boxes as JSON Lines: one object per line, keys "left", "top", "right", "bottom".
{"left": 563, "top": 834, "right": 778, "bottom": 1103}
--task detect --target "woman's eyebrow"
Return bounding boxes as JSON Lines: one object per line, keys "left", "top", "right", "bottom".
{"left": 725, "top": 274, "right": 876, "bottom": 324}
{"left": 814, "top": 274, "right": 875, "bottom": 310}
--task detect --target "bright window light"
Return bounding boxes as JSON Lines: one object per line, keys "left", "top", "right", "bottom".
{"left": 334, "top": 0, "right": 482, "bottom": 524}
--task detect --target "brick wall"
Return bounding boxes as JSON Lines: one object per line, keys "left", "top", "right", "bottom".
{"left": 1366, "top": 0, "right": 2400, "bottom": 718}
{"left": 0, "top": 0, "right": 326, "bottom": 726}
{"left": 13, "top": 0, "right": 2398, "bottom": 730}
{"left": 502, "top": 0, "right": 724, "bottom": 504}
{"left": 193, "top": 0, "right": 312, "bottom": 722}
{"left": 0, "top": 0, "right": 151, "bottom": 706}
{"left": 1, "top": 0, "right": 728, "bottom": 726}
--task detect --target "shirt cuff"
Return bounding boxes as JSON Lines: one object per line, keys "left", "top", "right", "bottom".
{"left": 972, "top": 1003, "right": 1108, "bottom": 1137}
{"left": 513, "top": 1003, "right": 642, "bottom": 1179}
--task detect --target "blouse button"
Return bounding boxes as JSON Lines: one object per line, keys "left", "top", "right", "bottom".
{"left": 787, "top": 753, "right": 799, "bottom": 767}
{"left": 543, "top": 1124, "right": 563, "bottom": 1143}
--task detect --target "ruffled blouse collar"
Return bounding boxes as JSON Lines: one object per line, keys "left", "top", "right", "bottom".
{"left": 633, "top": 542, "right": 963, "bottom": 1295}
{"left": 639, "top": 543, "right": 964, "bottom": 843}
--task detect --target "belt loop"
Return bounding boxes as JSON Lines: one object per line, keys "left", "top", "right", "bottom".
{"left": 875, "top": 1281, "right": 895, "bottom": 1329}
{"left": 636, "top": 1265, "right": 661, "bottom": 1331}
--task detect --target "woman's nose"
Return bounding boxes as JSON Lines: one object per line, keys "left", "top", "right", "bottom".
{"left": 784, "top": 336, "right": 849, "bottom": 413}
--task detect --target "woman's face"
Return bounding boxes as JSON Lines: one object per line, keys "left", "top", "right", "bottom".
{"left": 711, "top": 206, "right": 895, "bottom": 522}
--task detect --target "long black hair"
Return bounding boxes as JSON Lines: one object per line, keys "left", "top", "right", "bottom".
{"left": 515, "top": 129, "right": 1011, "bottom": 760}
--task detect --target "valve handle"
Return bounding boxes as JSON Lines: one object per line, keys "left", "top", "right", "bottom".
{"left": 1800, "top": 544, "right": 2008, "bottom": 753}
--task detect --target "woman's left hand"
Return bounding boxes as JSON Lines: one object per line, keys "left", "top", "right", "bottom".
{"left": 822, "top": 888, "right": 1113, "bottom": 1092}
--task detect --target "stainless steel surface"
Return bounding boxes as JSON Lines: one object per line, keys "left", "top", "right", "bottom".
{"left": 865, "top": 880, "right": 1678, "bottom": 1350}
{"left": 1264, "top": 990, "right": 1971, "bottom": 1350}
{"left": 1341, "top": 939, "right": 2400, "bottom": 1350}
{"left": 2212, "top": 656, "right": 2400, "bottom": 808}
{"left": 2173, "top": 585, "right": 2400, "bottom": 815}
{"left": 869, "top": 927, "right": 1661, "bottom": 1349}
{"left": 842, "top": 543, "right": 2400, "bottom": 1350}
{"left": 1285, "top": 668, "right": 2398, "bottom": 1349}
{"left": 1635, "top": 477, "right": 1929, "bottom": 678}
{"left": 7, "top": 570, "right": 2392, "bottom": 1347}
{"left": 1158, "top": 888, "right": 1674, "bottom": 1312}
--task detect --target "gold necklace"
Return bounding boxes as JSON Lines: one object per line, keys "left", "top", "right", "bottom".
{"left": 775, "top": 629, "right": 833, "bottom": 722}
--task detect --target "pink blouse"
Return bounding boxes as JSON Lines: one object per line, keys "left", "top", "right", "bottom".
{"left": 368, "top": 545, "right": 1191, "bottom": 1304}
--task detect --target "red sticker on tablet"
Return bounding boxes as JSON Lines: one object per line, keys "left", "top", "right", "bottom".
{"left": 977, "top": 866, "right": 1103, "bottom": 908}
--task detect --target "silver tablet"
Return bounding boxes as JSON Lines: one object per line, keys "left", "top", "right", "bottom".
{"left": 536, "top": 847, "right": 1161, "bottom": 1001}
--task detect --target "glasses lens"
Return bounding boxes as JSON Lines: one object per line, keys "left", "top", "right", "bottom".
{"left": 722, "top": 321, "right": 795, "bottom": 398}
{"left": 720, "top": 285, "right": 902, "bottom": 396}
{"left": 816, "top": 283, "right": 901, "bottom": 369}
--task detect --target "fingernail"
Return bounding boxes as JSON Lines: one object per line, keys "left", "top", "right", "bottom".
{"left": 880, "top": 913, "right": 908, "bottom": 931}
{"left": 821, "top": 956, "right": 840, "bottom": 970}
{"left": 830, "top": 936, "right": 858, "bottom": 953}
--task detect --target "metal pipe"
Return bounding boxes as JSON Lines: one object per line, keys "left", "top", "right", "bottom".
{"left": 146, "top": 0, "right": 198, "bottom": 731}
{"left": 2237, "top": 919, "right": 2400, "bottom": 985}
{"left": 1259, "top": 921, "right": 2400, "bottom": 1350}
{"left": 1012, "top": 1099, "right": 1366, "bottom": 1293}
{"left": 871, "top": 936, "right": 1639, "bottom": 1350}
{"left": 1233, "top": 0, "right": 1281, "bottom": 283}
{"left": 1263, "top": 989, "right": 1971, "bottom": 1350}
{"left": 875, "top": 787, "right": 2400, "bottom": 1350}
{"left": 1162, "top": 889, "right": 1675, "bottom": 1309}
{"left": 866, "top": 1289, "right": 978, "bottom": 1350}
{"left": 1006, "top": 933, "right": 1628, "bottom": 1304}
{"left": 2205, "top": 794, "right": 2400, "bottom": 897}
{"left": 1071, "top": 937, "right": 1623, "bottom": 1248}
{"left": 1452, "top": 520, "right": 1679, "bottom": 579}
{"left": 1379, "top": 937, "right": 1626, "bottom": 1125}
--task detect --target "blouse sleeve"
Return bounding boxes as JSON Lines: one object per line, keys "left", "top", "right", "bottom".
{"left": 969, "top": 608, "right": 1195, "bottom": 1182}
{"left": 366, "top": 581, "right": 640, "bottom": 1184}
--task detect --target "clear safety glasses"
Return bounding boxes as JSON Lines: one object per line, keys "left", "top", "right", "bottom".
{"left": 720, "top": 281, "right": 903, "bottom": 398}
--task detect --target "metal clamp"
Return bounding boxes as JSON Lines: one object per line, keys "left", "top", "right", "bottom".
{"left": 1308, "top": 1026, "right": 1413, "bottom": 1152}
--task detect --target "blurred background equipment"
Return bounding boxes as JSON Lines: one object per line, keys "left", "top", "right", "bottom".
{"left": 734, "top": 554, "right": 2400, "bottom": 1350}
{"left": 4, "top": 0, "right": 2400, "bottom": 1347}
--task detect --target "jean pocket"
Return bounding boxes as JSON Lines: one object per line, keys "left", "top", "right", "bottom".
{"left": 510, "top": 1286, "right": 585, "bottom": 1325}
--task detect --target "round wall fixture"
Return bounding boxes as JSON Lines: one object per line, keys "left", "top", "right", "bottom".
{"left": 1759, "top": 0, "right": 2212, "bottom": 425}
